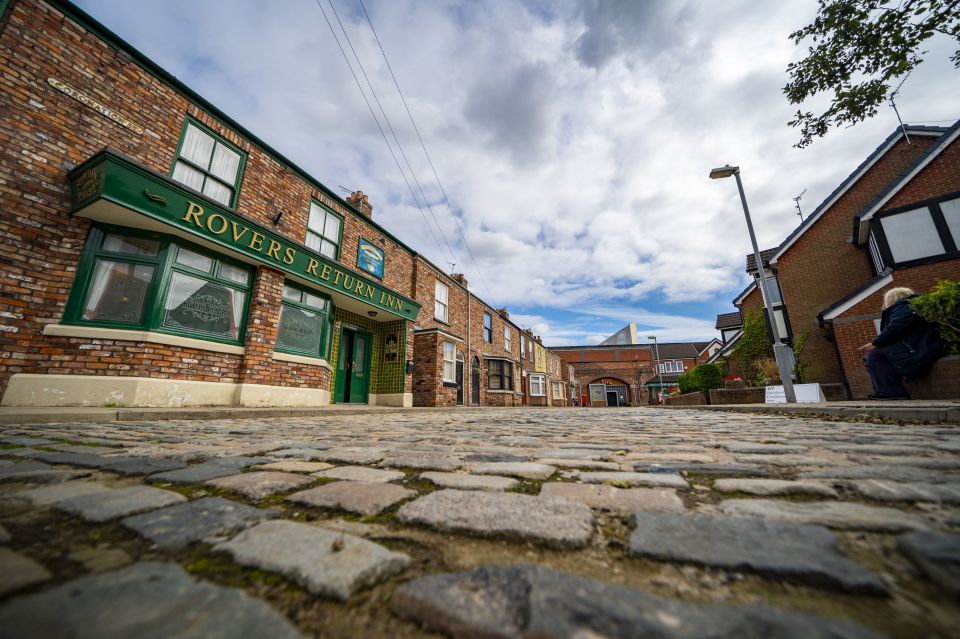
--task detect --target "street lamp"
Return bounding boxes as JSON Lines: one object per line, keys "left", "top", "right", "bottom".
{"left": 648, "top": 335, "right": 663, "bottom": 404}
{"left": 710, "top": 165, "right": 796, "bottom": 403}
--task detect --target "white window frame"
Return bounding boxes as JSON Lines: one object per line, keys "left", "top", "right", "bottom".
{"left": 434, "top": 280, "right": 449, "bottom": 323}
{"left": 442, "top": 340, "right": 455, "bottom": 383}
{"left": 305, "top": 202, "right": 342, "bottom": 260}
{"left": 530, "top": 374, "right": 546, "bottom": 396}
{"left": 551, "top": 381, "right": 563, "bottom": 399}
{"left": 504, "top": 326, "right": 511, "bottom": 352}
{"left": 659, "top": 360, "right": 684, "bottom": 374}
{"left": 520, "top": 334, "right": 526, "bottom": 359}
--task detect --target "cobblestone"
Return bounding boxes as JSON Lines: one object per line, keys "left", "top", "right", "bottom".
{"left": 1, "top": 407, "right": 958, "bottom": 637}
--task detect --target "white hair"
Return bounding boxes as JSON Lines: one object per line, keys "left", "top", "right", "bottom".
{"left": 882, "top": 287, "right": 915, "bottom": 310}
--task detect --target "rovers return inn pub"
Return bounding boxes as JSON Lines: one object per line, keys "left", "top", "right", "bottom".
{"left": 0, "top": 0, "right": 575, "bottom": 409}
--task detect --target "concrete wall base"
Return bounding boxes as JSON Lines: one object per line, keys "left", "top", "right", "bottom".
{"left": 369, "top": 393, "right": 414, "bottom": 407}
{"left": 0, "top": 374, "right": 331, "bottom": 408}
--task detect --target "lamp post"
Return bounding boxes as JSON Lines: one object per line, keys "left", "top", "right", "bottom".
{"left": 648, "top": 335, "right": 663, "bottom": 404}
{"left": 709, "top": 165, "right": 796, "bottom": 403}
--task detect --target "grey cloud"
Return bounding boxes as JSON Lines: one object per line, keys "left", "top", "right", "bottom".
{"left": 463, "top": 61, "right": 555, "bottom": 165}
{"left": 574, "top": 0, "right": 696, "bottom": 68}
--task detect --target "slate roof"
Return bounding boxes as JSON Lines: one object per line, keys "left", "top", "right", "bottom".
{"left": 652, "top": 343, "right": 701, "bottom": 359}
{"left": 715, "top": 312, "right": 742, "bottom": 330}
{"left": 771, "top": 124, "right": 949, "bottom": 262}
{"left": 745, "top": 248, "right": 778, "bottom": 273}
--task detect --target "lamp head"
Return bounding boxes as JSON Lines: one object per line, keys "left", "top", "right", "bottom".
{"left": 647, "top": 335, "right": 657, "bottom": 340}
{"left": 709, "top": 165, "right": 739, "bottom": 179}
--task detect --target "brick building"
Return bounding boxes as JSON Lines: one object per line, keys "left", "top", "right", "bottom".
{"left": 0, "top": 0, "right": 547, "bottom": 409}
{"left": 713, "top": 122, "right": 959, "bottom": 398}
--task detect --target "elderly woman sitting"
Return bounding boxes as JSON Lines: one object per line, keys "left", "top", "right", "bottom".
{"left": 860, "top": 287, "right": 943, "bottom": 400}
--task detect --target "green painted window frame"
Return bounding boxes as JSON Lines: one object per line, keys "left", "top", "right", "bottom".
{"left": 275, "top": 281, "right": 333, "bottom": 359}
{"left": 63, "top": 224, "right": 252, "bottom": 346}
{"left": 306, "top": 199, "right": 345, "bottom": 261}
{"left": 169, "top": 115, "right": 247, "bottom": 209}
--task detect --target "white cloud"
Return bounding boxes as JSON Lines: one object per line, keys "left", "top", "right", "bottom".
{"left": 76, "top": 0, "right": 960, "bottom": 337}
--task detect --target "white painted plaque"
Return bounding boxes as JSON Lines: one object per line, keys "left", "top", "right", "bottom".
{"left": 765, "top": 383, "right": 827, "bottom": 404}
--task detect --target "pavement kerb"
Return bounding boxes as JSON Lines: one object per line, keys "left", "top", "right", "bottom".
{"left": 662, "top": 402, "right": 960, "bottom": 424}
{"left": 0, "top": 405, "right": 487, "bottom": 425}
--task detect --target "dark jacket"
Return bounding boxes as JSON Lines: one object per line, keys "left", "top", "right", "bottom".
{"left": 872, "top": 297, "right": 943, "bottom": 379}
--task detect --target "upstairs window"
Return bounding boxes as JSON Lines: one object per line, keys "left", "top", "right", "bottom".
{"left": 520, "top": 334, "right": 526, "bottom": 358}
{"left": 276, "top": 283, "right": 332, "bottom": 359}
{"left": 504, "top": 326, "right": 512, "bottom": 352}
{"left": 435, "top": 280, "right": 449, "bottom": 323}
{"left": 880, "top": 207, "right": 944, "bottom": 263}
{"left": 306, "top": 201, "right": 343, "bottom": 260}
{"left": 483, "top": 313, "right": 492, "bottom": 343}
{"left": 659, "top": 360, "right": 684, "bottom": 374}
{"left": 171, "top": 120, "right": 245, "bottom": 208}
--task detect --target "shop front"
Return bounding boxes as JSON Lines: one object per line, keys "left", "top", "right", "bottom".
{"left": 0, "top": 150, "right": 419, "bottom": 408}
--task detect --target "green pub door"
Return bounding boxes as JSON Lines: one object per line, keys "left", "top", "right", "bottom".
{"left": 334, "top": 327, "right": 371, "bottom": 404}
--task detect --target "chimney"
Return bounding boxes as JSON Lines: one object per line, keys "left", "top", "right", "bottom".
{"left": 496, "top": 307, "right": 509, "bottom": 319}
{"left": 346, "top": 190, "right": 373, "bottom": 218}
{"left": 450, "top": 273, "right": 468, "bottom": 288}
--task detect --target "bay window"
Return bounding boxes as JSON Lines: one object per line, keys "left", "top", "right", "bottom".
{"left": 530, "top": 374, "right": 545, "bottom": 396}
{"left": 66, "top": 226, "right": 251, "bottom": 344}
{"left": 487, "top": 359, "right": 513, "bottom": 390}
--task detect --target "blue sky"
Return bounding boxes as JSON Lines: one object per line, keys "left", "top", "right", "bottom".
{"left": 75, "top": 0, "right": 960, "bottom": 345}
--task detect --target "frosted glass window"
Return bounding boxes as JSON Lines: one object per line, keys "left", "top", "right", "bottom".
{"left": 161, "top": 272, "right": 245, "bottom": 340}
{"left": 175, "top": 246, "right": 214, "bottom": 272}
{"left": 940, "top": 198, "right": 960, "bottom": 246}
{"left": 102, "top": 233, "right": 159, "bottom": 256}
{"left": 881, "top": 208, "right": 943, "bottom": 263}
{"left": 82, "top": 260, "right": 154, "bottom": 323}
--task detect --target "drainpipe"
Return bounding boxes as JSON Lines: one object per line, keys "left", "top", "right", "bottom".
{"left": 467, "top": 289, "right": 472, "bottom": 405}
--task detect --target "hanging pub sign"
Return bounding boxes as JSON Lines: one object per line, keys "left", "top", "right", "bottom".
{"left": 357, "top": 238, "right": 385, "bottom": 279}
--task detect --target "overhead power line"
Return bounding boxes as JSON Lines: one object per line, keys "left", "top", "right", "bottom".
{"left": 326, "top": 0, "right": 459, "bottom": 271}
{"left": 357, "top": 0, "right": 495, "bottom": 302}
{"left": 312, "top": 0, "right": 451, "bottom": 267}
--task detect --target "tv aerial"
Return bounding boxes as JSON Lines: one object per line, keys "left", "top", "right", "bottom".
{"left": 793, "top": 189, "right": 807, "bottom": 222}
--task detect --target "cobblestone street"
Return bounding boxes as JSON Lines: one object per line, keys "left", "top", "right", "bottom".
{"left": 0, "top": 407, "right": 958, "bottom": 638}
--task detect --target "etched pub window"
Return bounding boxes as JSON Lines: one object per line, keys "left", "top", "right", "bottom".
{"left": 276, "top": 283, "right": 332, "bottom": 358}
{"left": 66, "top": 226, "right": 252, "bottom": 345}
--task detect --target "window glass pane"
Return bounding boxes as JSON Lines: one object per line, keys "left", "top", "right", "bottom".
{"left": 82, "top": 260, "right": 154, "bottom": 323}
{"left": 276, "top": 305, "right": 322, "bottom": 354}
{"left": 308, "top": 204, "right": 324, "bottom": 234}
{"left": 162, "top": 271, "right": 245, "bottom": 340}
{"left": 172, "top": 161, "right": 205, "bottom": 192}
{"left": 175, "top": 246, "right": 214, "bottom": 272}
{"left": 305, "top": 232, "right": 322, "bottom": 252}
{"left": 323, "top": 213, "right": 341, "bottom": 242}
{"left": 304, "top": 292, "right": 327, "bottom": 309}
{"left": 435, "top": 281, "right": 448, "bottom": 303}
{"left": 941, "top": 198, "right": 960, "bottom": 245}
{"left": 218, "top": 262, "right": 249, "bottom": 286}
{"left": 763, "top": 276, "right": 782, "bottom": 305}
{"left": 202, "top": 178, "right": 232, "bottom": 206}
{"left": 208, "top": 142, "right": 240, "bottom": 184}
{"left": 881, "top": 208, "right": 944, "bottom": 262}
{"left": 102, "top": 233, "right": 160, "bottom": 256}
{"left": 180, "top": 124, "right": 214, "bottom": 167}
{"left": 320, "top": 240, "right": 337, "bottom": 260}
{"left": 282, "top": 285, "right": 301, "bottom": 302}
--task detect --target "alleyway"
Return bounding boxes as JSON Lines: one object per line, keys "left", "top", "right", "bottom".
{"left": 0, "top": 408, "right": 958, "bottom": 638}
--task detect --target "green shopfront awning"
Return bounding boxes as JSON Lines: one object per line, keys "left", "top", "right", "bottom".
{"left": 68, "top": 149, "right": 420, "bottom": 321}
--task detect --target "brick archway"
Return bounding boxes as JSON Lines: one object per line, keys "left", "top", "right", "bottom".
{"left": 586, "top": 377, "right": 632, "bottom": 406}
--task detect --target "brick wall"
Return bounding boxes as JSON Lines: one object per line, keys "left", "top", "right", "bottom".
{"left": 833, "top": 260, "right": 960, "bottom": 398}
{"left": 0, "top": 0, "right": 418, "bottom": 401}
{"left": 412, "top": 331, "right": 460, "bottom": 407}
{"left": 664, "top": 391, "right": 708, "bottom": 406}
{"left": 774, "top": 135, "right": 936, "bottom": 386}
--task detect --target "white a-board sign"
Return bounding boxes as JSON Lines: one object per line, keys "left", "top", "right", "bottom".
{"left": 765, "top": 383, "right": 827, "bottom": 404}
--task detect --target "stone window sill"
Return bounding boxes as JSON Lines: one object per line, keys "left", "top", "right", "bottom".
{"left": 43, "top": 324, "right": 245, "bottom": 355}
{"left": 486, "top": 389, "right": 515, "bottom": 394}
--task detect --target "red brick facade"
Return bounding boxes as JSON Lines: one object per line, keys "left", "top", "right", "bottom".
{"left": 0, "top": 0, "right": 560, "bottom": 408}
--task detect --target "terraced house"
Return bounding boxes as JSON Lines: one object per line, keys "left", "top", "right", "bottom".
{"left": 0, "top": 0, "right": 556, "bottom": 409}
